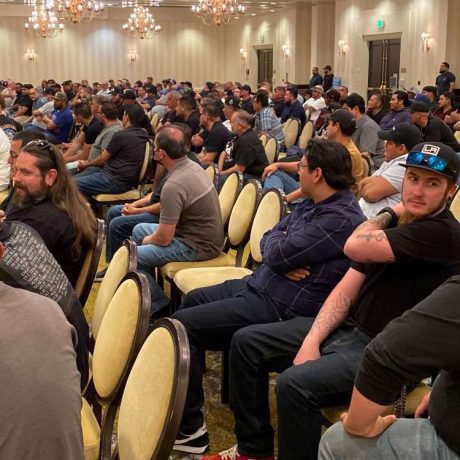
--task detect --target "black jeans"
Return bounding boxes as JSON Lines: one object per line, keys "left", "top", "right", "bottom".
{"left": 172, "top": 278, "right": 284, "bottom": 434}
{"left": 230, "top": 318, "right": 371, "bottom": 459}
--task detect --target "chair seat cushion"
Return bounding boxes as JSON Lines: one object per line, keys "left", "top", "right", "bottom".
{"left": 160, "top": 253, "right": 236, "bottom": 279}
{"left": 93, "top": 189, "right": 140, "bottom": 202}
{"left": 81, "top": 397, "right": 100, "bottom": 460}
{"left": 174, "top": 267, "right": 253, "bottom": 294}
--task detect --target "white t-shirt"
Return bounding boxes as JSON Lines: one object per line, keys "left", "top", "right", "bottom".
{"left": 359, "top": 153, "right": 408, "bottom": 218}
{"left": 0, "top": 127, "right": 10, "bottom": 191}
{"left": 303, "top": 97, "right": 326, "bottom": 122}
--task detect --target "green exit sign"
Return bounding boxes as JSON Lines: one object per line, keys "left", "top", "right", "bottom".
{"left": 377, "top": 19, "right": 385, "bottom": 29}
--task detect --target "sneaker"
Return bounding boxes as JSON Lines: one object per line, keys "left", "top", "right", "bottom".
{"left": 94, "top": 267, "right": 108, "bottom": 282}
{"left": 201, "top": 445, "right": 274, "bottom": 460}
{"left": 173, "top": 424, "right": 209, "bottom": 454}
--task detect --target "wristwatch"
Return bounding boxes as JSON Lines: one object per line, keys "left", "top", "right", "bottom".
{"left": 377, "top": 207, "right": 398, "bottom": 228}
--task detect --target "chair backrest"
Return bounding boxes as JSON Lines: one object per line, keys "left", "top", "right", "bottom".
{"left": 249, "top": 188, "right": 287, "bottom": 265}
{"left": 75, "top": 218, "right": 105, "bottom": 308}
{"left": 283, "top": 118, "right": 300, "bottom": 148}
{"left": 227, "top": 179, "right": 262, "bottom": 255}
{"left": 92, "top": 271, "right": 150, "bottom": 402}
{"left": 92, "top": 240, "right": 137, "bottom": 340}
{"left": 205, "top": 164, "right": 219, "bottom": 188}
{"left": 138, "top": 142, "right": 152, "bottom": 184}
{"left": 298, "top": 121, "right": 314, "bottom": 150}
{"left": 150, "top": 112, "right": 160, "bottom": 131}
{"left": 259, "top": 133, "right": 267, "bottom": 147}
{"left": 455, "top": 130, "right": 460, "bottom": 143}
{"left": 264, "top": 137, "right": 278, "bottom": 164}
{"left": 450, "top": 189, "right": 460, "bottom": 223}
{"left": 219, "top": 171, "right": 243, "bottom": 228}
{"left": 116, "top": 318, "right": 190, "bottom": 460}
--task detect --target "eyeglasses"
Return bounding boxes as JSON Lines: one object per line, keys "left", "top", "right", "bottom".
{"left": 297, "top": 162, "right": 308, "bottom": 173}
{"left": 24, "top": 139, "right": 58, "bottom": 168}
{"left": 406, "top": 151, "right": 454, "bottom": 177}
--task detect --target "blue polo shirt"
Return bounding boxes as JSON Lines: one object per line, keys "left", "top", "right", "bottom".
{"left": 47, "top": 107, "right": 73, "bottom": 143}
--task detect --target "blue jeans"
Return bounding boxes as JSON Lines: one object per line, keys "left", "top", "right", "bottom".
{"left": 263, "top": 170, "right": 299, "bottom": 194}
{"left": 319, "top": 418, "right": 459, "bottom": 460}
{"left": 105, "top": 205, "right": 159, "bottom": 263}
{"left": 132, "top": 223, "right": 199, "bottom": 314}
{"left": 74, "top": 172, "right": 127, "bottom": 203}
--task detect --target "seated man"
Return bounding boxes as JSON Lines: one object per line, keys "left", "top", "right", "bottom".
{"left": 175, "top": 95, "right": 200, "bottom": 135}
{"left": 303, "top": 85, "right": 326, "bottom": 124}
{"left": 319, "top": 275, "right": 460, "bottom": 460}
{"left": 22, "top": 87, "right": 55, "bottom": 133}
{"left": 62, "top": 102, "right": 103, "bottom": 165}
{"left": 218, "top": 110, "right": 269, "bottom": 190}
{"left": 0, "top": 94, "right": 22, "bottom": 140}
{"left": 75, "top": 104, "right": 150, "bottom": 202}
{"left": 281, "top": 85, "right": 307, "bottom": 129}
{"left": 359, "top": 123, "right": 423, "bottom": 217}
{"left": 0, "top": 279, "right": 84, "bottom": 458}
{"left": 209, "top": 142, "right": 460, "bottom": 460}
{"left": 132, "top": 124, "right": 224, "bottom": 314}
{"left": 0, "top": 127, "right": 9, "bottom": 192}
{"left": 41, "top": 92, "right": 74, "bottom": 144}
{"left": 1, "top": 139, "right": 97, "bottom": 286}
{"left": 253, "top": 91, "right": 285, "bottom": 151}
{"left": 379, "top": 90, "right": 411, "bottom": 130}
{"left": 222, "top": 96, "right": 240, "bottom": 131}
{"left": 172, "top": 139, "right": 365, "bottom": 456}
{"left": 0, "top": 220, "right": 89, "bottom": 387}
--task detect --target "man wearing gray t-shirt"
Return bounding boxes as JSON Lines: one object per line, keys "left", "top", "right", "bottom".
{"left": 132, "top": 124, "right": 224, "bottom": 314}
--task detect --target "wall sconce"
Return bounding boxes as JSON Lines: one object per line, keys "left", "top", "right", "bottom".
{"left": 421, "top": 32, "right": 431, "bottom": 52}
{"left": 240, "top": 48, "right": 247, "bottom": 60}
{"left": 128, "top": 50, "right": 137, "bottom": 62}
{"left": 337, "top": 40, "right": 346, "bottom": 57}
{"left": 281, "top": 44, "right": 290, "bottom": 58}
{"left": 26, "top": 49, "right": 36, "bottom": 61}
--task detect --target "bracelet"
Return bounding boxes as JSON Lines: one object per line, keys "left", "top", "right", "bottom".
{"left": 377, "top": 207, "right": 398, "bottom": 228}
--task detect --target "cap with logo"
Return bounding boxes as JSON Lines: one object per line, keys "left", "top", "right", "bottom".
{"left": 400, "top": 142, "right": 460, "bottom": 182}
{"left": 121, "top": 89, "right": 136, "bottom": 100}
{"left": 378, "top": 122, "right": 423, "bottom": 151}
{"left": 224, "top": 96, "right": 240, "bottom": 108}
{"left": 110, "top": 86, "right": 124, "bottom": 95}
{"left": 409, "top": 100, "right": 430, "bottom": 113}
{"left": 52, "top": 92, "right": 68, "bottom": 102}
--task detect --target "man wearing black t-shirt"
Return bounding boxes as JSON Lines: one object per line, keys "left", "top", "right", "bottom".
{"left": 217, "top": 110, "right": 268, "bottom": 190}
{"left": 214, "top": 141, "right": 460, "bottom": 460}
{"left": 240, "top": 84, "right": 255, "bottom": 115}
{"left": 175, "top": 96, "right": 200, "bottom": 135}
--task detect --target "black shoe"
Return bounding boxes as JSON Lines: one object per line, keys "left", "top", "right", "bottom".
{"left": 94, "top": 267, "right": 108, "bottom": 282}
{"left": 173, "top": 424, "right": 209, "bottom": 454}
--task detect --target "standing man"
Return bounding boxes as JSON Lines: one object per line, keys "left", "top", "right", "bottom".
{"left": 131, "top": 124, "right": 224, "bottom": 314}
{"left": 323, "top": 65, "right": 334, "bottom": 92}
{"left": 436, "top": 62, "right": 456, "bottom": 96}
{"left": 309, "top": 67, "right": 323, "bottom": 88}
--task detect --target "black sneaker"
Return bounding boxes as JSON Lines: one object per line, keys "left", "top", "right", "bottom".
{"left": 173, "top": 424, "right": 209, "bottom": 454}
{"left": 94, "top": 267, "right": 108, "bottom": 282}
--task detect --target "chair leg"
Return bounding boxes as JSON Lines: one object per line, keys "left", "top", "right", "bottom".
{"left": 170, "top": 281, "right": 181, "bottom": 314}
{"left": 99, "top": 403, "right": 119, "bottom": 460}
{"left": 221, "top": 351, "right": 230, "bottom": 405}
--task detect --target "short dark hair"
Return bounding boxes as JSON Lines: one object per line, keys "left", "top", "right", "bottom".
{"left": 286, "top": 85, "right": 299, "bottom": 98}
{"left": 254, "top": 91, "right": 269, "bottom": 107}
{"left": 325, "top": 89, "right": 341, "bottom": 103}
{"left": 100, "top": 101, "right": 118, "bottom": 120}
{"left": 178, "top": 95, "right": 197, "bottom": 112}
{"left": 393, "top": 90, "right": 409, "bottom": 107}
{"left": 12, "top": 130, "right": 46, "bottom": 146}
{"left": 74, "top": 103, "right": 92, "bottom": 119}
{"left": 442, "top": 62, "right": 450, "bottom": 68}
{"left": 324, "top": 65, "right": 332, "bottom": 71}
{"left": 201, "top": 98, "right": 221, "bottom": 119}
{"left": 441, "top": 91, "right": 458, "bottom": 109}
{"left": 345, "top": 93, "right": 366, "bottom": 114}
{"left": 274, "top": 86, "right": 285, "bottom": 93}
{"left": 305, "top": 138, "right": 355, "bottom": 190}
{"left": 156, "top": 125, "right": 187, "bottom": 160}
{"left": 124, "top": 104, "right": 147, "bottom": 127}
{"left": 422, "top": 85, "right": 437, "bottom": 96}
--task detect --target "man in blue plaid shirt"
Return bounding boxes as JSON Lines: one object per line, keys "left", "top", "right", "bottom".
{"left": 254, "top": 91, "right": 285, "bottom": 151}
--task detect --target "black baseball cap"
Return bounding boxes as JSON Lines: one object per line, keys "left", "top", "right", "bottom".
{"left": 121, "top": 89, "right": 136, "bottom": 100}
{"left": 378, "top": 122, "right": 423, "bottom": 151}
{"left": 328, "top": 109, "right": 356, "bottom": 131}
{"left": 400, "top": 142, "right": 460, "bottom": 182}
{"left": 110, "top": 86, "right": 124, "bottom": 95}
{"left": 145, "top": 85, "right": 156, "bottom": 94}
{"left": 241, "top": 84, "right": 252, "bottom": 93}
{"left": 410, "top": 101, "right": 430, "bottom": 113}
{"left": 224, "top": 96, "right": 240, "bottom": 108}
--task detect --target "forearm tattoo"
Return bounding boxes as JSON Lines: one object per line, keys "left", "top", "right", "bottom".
{"left": 311, "top": 291, "right": 352, "bottom": 336}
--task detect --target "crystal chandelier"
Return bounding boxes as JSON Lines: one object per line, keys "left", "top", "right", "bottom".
{"left": 25, "top": 2, "right": 64, "bottom": 38}
{"left": 122, "top": 5, "right": 161, "bottom": 39}
{"left": 55, "top": 0, "right": 104, "bottom": 23}
{"left": 191, "top": 0, "right": 245, "bottom": 26}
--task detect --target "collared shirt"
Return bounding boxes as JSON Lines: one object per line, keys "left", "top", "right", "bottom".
{"left": 247, "top": 189, "right": 365, "bottom": 317}
{"left": 255, "top": 107, "right": 285, "bottom": 150}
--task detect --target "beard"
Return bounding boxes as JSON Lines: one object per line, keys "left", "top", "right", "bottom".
{"left": 12, "top": 186, "right": 48, "bottom": 209}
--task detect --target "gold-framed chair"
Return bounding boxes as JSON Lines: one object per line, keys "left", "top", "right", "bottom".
{"left": 449, "top": 188, "right": 460, "bottom": 223}
{"left": 259, "top": 133, "right": 268, "bottom": 147}
{"left": 75, "top": 219, "right": 106, "bottom": 308}
{"left": 205, "top": 163, "right": 219, "bottom": 188}
{"left": 158, "top": 179, "right": 262, "bottom": 313}
{"left": 454, "top": 130, "right": 460, "bottom": 143}
{"left": 298, "top": 121, "right": 314, "bottom": 151}
{"left": 264, "top": 137, "right": 278, "bottom": 165}
{"left": 90, "top": 240, "right": 137, "bottom": 343}
{"left": 219, "top": 171, "right": 244, "bottom": 231}
{"left": 113, "top": 318, "right": 190, "bottom": 460}
{"left": 283, "top": 118, "right": 300, "bottom": 149}
{"left": 82, "top": 271, "right": 151, "bottom": 460}
{"left": 92, "top": 142, "right": 153, "bottom": 218}
{"left": 150, "top": 112, "right": 160, "bottom": 131}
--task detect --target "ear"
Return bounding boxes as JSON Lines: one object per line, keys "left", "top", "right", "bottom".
{"left": 45, "top": 168, "right": 57, "bottom": 187}
{"left": 313, "top": 167, "right": 323, "bottom": 184}
{"left": 448, "top": 183, "right": 458, "bottom": 198}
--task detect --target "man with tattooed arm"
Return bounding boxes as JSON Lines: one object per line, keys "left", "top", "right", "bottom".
{"left": 220, "top": 141, "right": 460, "bottom": 460}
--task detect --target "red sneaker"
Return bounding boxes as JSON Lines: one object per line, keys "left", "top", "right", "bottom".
{"left": 201, "top": 445, "right": 275, "bottom": 460}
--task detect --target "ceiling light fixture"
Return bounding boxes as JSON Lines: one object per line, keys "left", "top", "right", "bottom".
{"left": 191, "top": 0, "right": 245, "bottom": 26}
{"left": 55, "top": 0, "right": 104, "bottom": 23}
{"left": 25, "top": 2, "right": 64, "bottom": 38}
{"left": 122, "top": 5, "right": 161, "bottom": 39}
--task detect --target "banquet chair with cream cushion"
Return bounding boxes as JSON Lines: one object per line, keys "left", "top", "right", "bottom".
{"left": 205, "top": 164, "right": 219, "bottom": 188}
{"left": 283, "top": 118, "right": 300, "bottom": 149}
{"left": 298, "top": 121, "right": 314, "bottom": 151}
{"left": 264, "top": 137, "right": 278, "bottom": 165}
